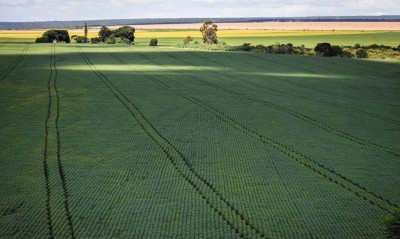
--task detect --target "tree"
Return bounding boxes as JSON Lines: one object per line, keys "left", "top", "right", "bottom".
{"left": 149, "top": 38, "right": 158, "bottom": 46}
{"left": 35, "top": 29, "right": 70, "bottom": 43}
{"left": 314, "top": 42, "right": 342, "bottom": 57}
{"left": 356, "top": 48, "right": 368, "bottom": 58}
{"left": 98, "top": 26, "right": 112, "bottom": 42}
{"left": 200, "top": 20, "right": 218, "bottom": 44}
{"left": 183, "top": 36, "right": 193, "bottom": 44}
{"left": 113, "top": 26, "right": 135, "bottom": 43}
{"left": 84, "top": 23, "right": 88, "bottom": 43}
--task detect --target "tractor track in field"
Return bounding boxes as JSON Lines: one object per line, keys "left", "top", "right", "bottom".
{"left": 117, "top": 50, "right": 397, "bottom": 213}
{"left": 43, "top": 44, "right": 54, "bottom": 239}
{"left": 0, "top": 43, "right": 30, "bottom": 83}
{"left": 224, "top": 52, "right": 400, "bottom": 126}
{"left": 78, "top": 46, "right": 267, "bottom": 239}
{"left": 164, "top": 50, "right": 400, "bottom": 158}
{"left": 43, "top": 44, "right": 75, "bottom": 239}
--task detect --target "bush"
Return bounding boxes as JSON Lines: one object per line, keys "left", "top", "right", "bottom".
{"left": 254, "top": 44, "right": 267, "bottom": 52}
{"left": 331, "top": 45, "right": 343, "bottom": 56}
{"left": 116, "top": 37, "right": 131, "bottom": 44}
{"left": 183, "top": 36, "right": 193, "bottom": 45}
{"left": 340, "top": 50, "right": 353, "bottom": 58}
{"left": 241, "top": 43, "right": 253, "bottom": 51}
{"left": 356, "top": 48, "right": 368, "bottom": 58}
{"left": 90, "top": 37, "right": 101, "bottom": 44}
{"left": 149, "top": 38, "right": 158, "bottom": 46}
{"left": 105, "top": 36, "right": 116, "bottom": 44}
{"left": 314, "top": 42, "right": 332, "bottom": 56}
{"left": 71, "top": 35, "right": 87, "bottom": 43}
{"left": 35, "top": 36, "right": 49, "bottom": 43}
{"left": 314, "top": 42, "right": 342, "bottom": 57}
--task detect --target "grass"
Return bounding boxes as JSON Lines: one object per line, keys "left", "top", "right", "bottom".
{"left": 0, "top": 42, "right": 399, "bottom": 238}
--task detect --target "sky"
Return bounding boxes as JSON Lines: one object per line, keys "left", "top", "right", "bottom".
{"left": 0, "top": 0, "right": 399, "bottom": 22}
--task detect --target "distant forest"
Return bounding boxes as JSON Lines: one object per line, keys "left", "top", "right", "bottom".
{"left": 1, "top": 16, "right": 399, "bottom": 30}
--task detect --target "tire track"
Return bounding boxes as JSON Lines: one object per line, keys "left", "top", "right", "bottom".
{"left": 43, "top": 44, "right": 75, "bottom": 239}
{"left": 0, "top": 43, "right": 30, "bottom": 82}
{"left": 115, "top": 50, "right": 397, "bottom": 212}
{"left": 52, "top": 44, "right": 75, "bottom": 239}
{"left": 78, "top": 46, "right": 267, "bottom": 239}
{"left": 43, "top": 43, "right": 55, "bottom": 239}
{"left": 163, "top": 50, "right": 400, "bottom": 157}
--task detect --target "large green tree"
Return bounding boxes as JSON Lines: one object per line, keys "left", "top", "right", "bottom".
{"left": 200, "top": 21, "right": 218, "bottom": 44}
{"left": 112, "top": 26, "right": 135, "bottom": 43}
{"left": 98, "top": 26, "right": 112, "bottom": 42}
{"left": 35, "top": 29, "right": 70, "bottom": 43}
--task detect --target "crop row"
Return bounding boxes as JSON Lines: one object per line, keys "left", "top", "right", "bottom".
{"left": 245, "top": 53, "right": 400, "bottom": 120}
{"left": 42, "top": 44, "right": 74, "bottom": 239}
{"left": 198, "top": 50, "right": 400, "bottom": 127}
{"left": 78, "top": 46, "right": 267, "bottom": 239}
{"left": 0, "top": 43, "right": 30, "bottom": 82}
{"left": 127, "top": 50, "right": 398, "bottom": 213}
{"left": 167, "top": 50, "right": 400, "bottom": 158}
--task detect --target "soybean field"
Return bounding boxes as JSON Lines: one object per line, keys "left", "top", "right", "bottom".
{"left": 0, "top": 43, "right": 399, "bottom": 238}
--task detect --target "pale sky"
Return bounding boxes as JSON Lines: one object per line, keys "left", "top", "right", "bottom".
{"left": 0, "top": 0, "right": 399, "bottom": 22}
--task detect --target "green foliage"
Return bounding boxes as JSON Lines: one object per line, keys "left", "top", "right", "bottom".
{"left": 356, "top": 48, "right": 368, "bottom": 58}
{"left": 314, "top": 42, "right": 342, "bottom": 57}
{"left": 149, "top": 38, "right": 158, "bottom": 46}
{"left": 200, "top": 20, "right": 218, "bottom": 44}
{"left": 105, "top": 36, "right": 116, "bottom": 44}
{"left": 71, "top": 35, "right": 88, "bottom": 43}
{"left": 35, "top": 36, "right": 49, "bottom": 43}
{"left": 340, "top": 50, "right": 353, "bottom": 58}
{"left": 98, "top": 26, "right": 112, "bottom": 42}
{"left": 384, "top": 208, "right": 400, "bottom": 238}
{"left": 241, "top": 43, "right": 254, "bottom": 51}
{"left": 183, "top": 36, "right": 194, "bottom": 44}
{"left": 112, "top": 26, "right": 135, "bottom": 43}
{"left": 90, "top": 37, "right": 101, "bottom": 44}
{"left": 98, "top": 25, "right": 135, "bottom": 44}
{"left": 36, "top": 29, "right": 70, "bottom": 43}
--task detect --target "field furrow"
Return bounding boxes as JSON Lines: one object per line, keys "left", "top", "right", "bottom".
{"left": 0, "top": 43, "right": 30, "bottom": 82}
{"left": 77, "top": 46, "right": 267, "bottom": 239}
{"left": 185, "top": 50, "right": 400, "bottom": 147}
{"left": 43, "top": 44, "right": 75, "bottom": 238}
{"left": 163, "top": 50, "right": 400, "bottom": 156}
{"left": 1, "top": 43, "right": 398, "bottom": 238}
{"left": 115, "top": 50, "right": 397, "bottom": 212}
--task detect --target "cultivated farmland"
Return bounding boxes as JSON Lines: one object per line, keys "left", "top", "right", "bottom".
{"left": 0, "top": 42, "right": 399, "bottom": 238}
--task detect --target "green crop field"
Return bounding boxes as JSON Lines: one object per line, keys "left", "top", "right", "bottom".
{"left": 0, "top": 42, "right": 399, "bottom": 238}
